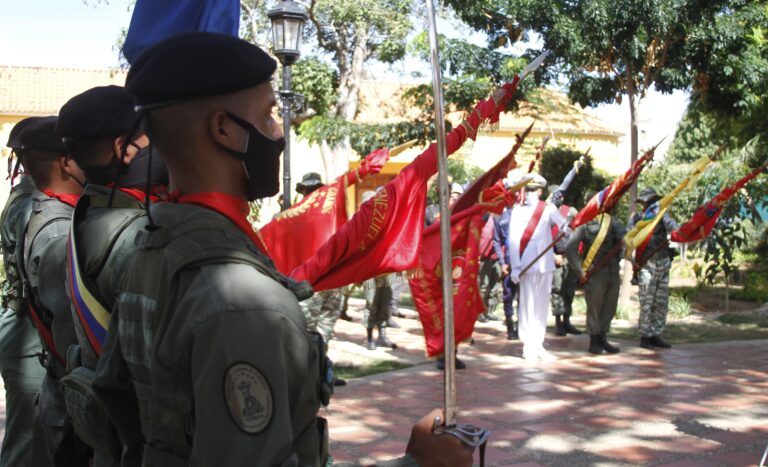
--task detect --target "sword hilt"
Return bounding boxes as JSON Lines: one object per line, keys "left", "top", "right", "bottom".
{"left": 434, "top": 423, "right": 490, "bottom": 446}
{"left": 434, "top": 424, "right": 491, "bottom": 467}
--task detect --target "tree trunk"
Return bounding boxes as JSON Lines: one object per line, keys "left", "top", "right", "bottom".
{"left": 619, "top": 82, "right": 641, "bottom": 310}
{"left": 724, "top": 273, "right": 730, "bottom": 313}
{"left": 321, "top": 28, "right": 369, "bottom": 179}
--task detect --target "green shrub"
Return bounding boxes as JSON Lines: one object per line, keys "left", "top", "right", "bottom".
{"left": 668, "top": 295, "right": 693, "bottom": 319}
{"left": 730, "top": 270, "right": 768, "bottom": 303}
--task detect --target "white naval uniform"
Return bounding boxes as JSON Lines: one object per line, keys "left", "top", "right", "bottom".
{"left": 508, "top": 194, "right": 568, "bottom": 354}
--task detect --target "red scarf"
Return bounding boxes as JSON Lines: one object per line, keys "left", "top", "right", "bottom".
{"left": 171, "top": 192, "right": 269, "bottom": 255}
{"left": 105, "top": 183, "right": 166, "bottom": 204}
{"left": 42, "top": 190, "right": 79, "bottom": 207}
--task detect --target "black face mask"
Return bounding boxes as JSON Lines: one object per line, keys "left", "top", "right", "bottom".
{"left": 120, "top": 146, "right": 169, "bottom": 189}
{"left": 84, "top": 155, "right": 124, "bottom": 186}
{"left": 220, "top": 112, "right": 285, "bottom": 201}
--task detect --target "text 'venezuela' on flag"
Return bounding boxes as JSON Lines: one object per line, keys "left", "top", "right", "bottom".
{"left": 289, "top": 81, "right": 522, "bottom": 291}
{"left": 670, "top": 160, "right": 768, "bottom": 243}
{"left": 259, "top": 148, "right": 389, "bottom": 275}
{"left": 409, "top": 179, "right": 528, "bottom": 357}
{"left": 122, "top": 0, "right": 240, "bottom": 64}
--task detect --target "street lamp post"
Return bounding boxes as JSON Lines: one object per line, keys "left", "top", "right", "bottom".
{"left": 268, "top": 0, "right": 308, "bottom": 210}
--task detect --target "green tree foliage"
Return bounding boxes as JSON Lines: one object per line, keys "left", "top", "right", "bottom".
{"left": 404, "top": 31, "right": 534, "bottom": 115}
{"left": 290, "top": 57, "right": 337, "bottom": 119}
{"left": 684, "top": 1, "right": 768, "bottom": 154}
{"left": 538, "top": 146, "right": 610, "bottom": 208}
{"left": 444, "top": 0, "right": 754, "bottom": 209}
{"left": 666, "top": 108, "right": 721, "bottom": 164}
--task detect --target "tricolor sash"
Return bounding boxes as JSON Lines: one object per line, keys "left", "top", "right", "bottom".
{"left": 519, "top": 201, "right": 546, "bottom": 255}
{"left": 582, "top": 213, "right": 612, "bottom": 272}
{"left": 66, "top": 194, "right": 139, "bottom": 355}
{"left": 67, "top": 234, "right": 110, "bottom": 355}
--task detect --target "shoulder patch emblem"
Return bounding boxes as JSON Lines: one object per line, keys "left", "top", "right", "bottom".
{"left": 224, "top": 363, "right": 273, "bottom": 434}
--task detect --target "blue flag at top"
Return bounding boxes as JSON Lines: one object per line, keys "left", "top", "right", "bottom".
{"left": 122, "top": 0, "right": 240, "bottom": 65}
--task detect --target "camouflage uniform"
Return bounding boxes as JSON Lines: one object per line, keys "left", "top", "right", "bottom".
{"left": 629, "top": 212, "right": 678, "bottom": 338}
{"left": 0, "top": 176, "right": 52, "bottom": 467}
{"left": 550, "top": 261, "right": 578, "bottom": 317}
{"left": 363, "top": 278, "right": 392, "bottom": 329}
{"left": 22, "top": 191, "right": 90, "bottom": 466}
{"left": 478, "top": 258, "right": 503, "bottom": 316}
{"left": 301, "top": 289, "right": 342, "bottom": 347}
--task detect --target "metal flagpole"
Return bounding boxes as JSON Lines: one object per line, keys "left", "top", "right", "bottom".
{"left": 424, "top": 0, "right": 456, "bottom": 427}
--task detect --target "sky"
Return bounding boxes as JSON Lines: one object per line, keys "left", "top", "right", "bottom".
{"left": 0, "top": 0, "right": 690, "bottom": 157}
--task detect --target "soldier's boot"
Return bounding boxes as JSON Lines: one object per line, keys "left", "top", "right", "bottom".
{"left": 639, "top": 336, "right": 655, "bottom": 349}
{"left": 485, "top": 311, "right": 501, "bottom": 321}
{"left": 555, "top": 315, "right": 567, "bottom": 336}
{"left": 375, "top": 324, "right": 398, "bottom": 349}
{"left": 589, "top": 335, "right": 607, "bottom": 355}
{"left": 387, "top": 317, "right": 400, "bottom": 328}
{"left": 600, "top": 334, "right": 620, "bottom": 354}
{"left": 563, "top": 313, "right": 582, "bottom": 335}
{"left": 505, "top": 318, "right": 518, "bottom": 340}
{"left": 650, "top": 335, "right": 671, "bottom": 348}
{"left": 366, "top": 328, "right": 376, "bottom": 350}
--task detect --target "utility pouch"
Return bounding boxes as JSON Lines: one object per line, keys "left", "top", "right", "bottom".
{"left": 309, "top": 331, "right": 334, "bottom": 406}
{"left": 60, "top": 364, "right": 122, "bottom": 460}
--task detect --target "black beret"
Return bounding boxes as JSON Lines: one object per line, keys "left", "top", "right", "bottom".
{"left": 126, "top": 32, "right": 277, "bottom": 108}
{"left": 19, "top": 116, "right": 67, "bottom": 153}
{"left": 6, "top": 117, "right": 42, "bottom": 149}
{"left": 57, "top": 86, "right": 138, "bottom": 141}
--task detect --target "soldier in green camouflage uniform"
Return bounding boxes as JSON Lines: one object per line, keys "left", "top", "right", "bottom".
{"left": 94, "top": 33, "right": 472, "bottom": 467}
{"left": 363, "top": 275, "right": 398, "bottom": 350}
{"left": 17, "top": 117, "right": 89, "bottom": 466}
{"left": 0, "top": 118, "right": 53, "bottom": 467}
{"left": 300, "top": 289, "right": 342, "bottom": 346}
{"left": 548, "top": 190, "right": 581, "bottom": 336}
{"left": 629, "top": 188, "right": 679, "bottom": 349}
{"left": 295, "top": 174, "right": 345, "bottom": 348}
{"left": 565, "top": 210, "right": 626, "bottom": 355}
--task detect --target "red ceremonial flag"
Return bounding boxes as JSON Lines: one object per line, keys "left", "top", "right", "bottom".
{"left": 570, "top": 146, "right": 656, "bottom": 229}
{"left": 259, "top": 148, "right": 388, "bottom": 274}
{"left": 449, "top": 121, "right": 532, "bottom": 214}
{"left": 409, "top": 182, "right": 511, "bottom": 357}
{"left": 410, "top": 208, "right": 485, "bottom": 357}
{"left": 290, "top": 81, "right": 521, "bottom": 290}
{"left": 670, "top": 162, "right": 767, "bottom": 243}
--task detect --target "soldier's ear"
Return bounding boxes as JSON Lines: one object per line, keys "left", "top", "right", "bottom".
{"left": 210, "top": 111, "right": 237, "bottom": 147}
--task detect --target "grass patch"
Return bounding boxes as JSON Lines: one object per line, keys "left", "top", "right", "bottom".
{"left": 609, "top": 319, "right": 768, "bottom": 344}
{"left": 716, "top": 313, "right": 768, "bottom": 328}
{"left": 334, "top": 360, "right": 412, "bottom": 380}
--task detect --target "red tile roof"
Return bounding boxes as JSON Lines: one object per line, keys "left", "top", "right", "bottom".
{"left": 0, "top": 66, "right": 127, "bottom": 116}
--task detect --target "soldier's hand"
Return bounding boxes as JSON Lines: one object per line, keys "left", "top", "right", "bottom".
{"left": 406, "top": 409, "right": 474, "bottom": 467}
{"left": 554, "top": 254, "right": 563, "bottom": 267}
{"left": 502, "top": 264, "right": 510, "bottom": 276}
{"left": 578, "top": 273, "right": 588, "bottom": 285}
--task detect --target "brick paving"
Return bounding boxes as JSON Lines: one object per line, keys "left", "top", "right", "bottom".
{"left": 2, "top": 299, "right": 767, "bottom": 466}
{"left": 325, "top": 300, "right": 768, "bottom": 466}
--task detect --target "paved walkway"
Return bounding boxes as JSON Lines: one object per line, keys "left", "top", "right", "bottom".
{"left": 325, "top": 301, "right": 768, "bottom": 466}
{"left": 1, "top": 300, "right": 766, "bottom": 466}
